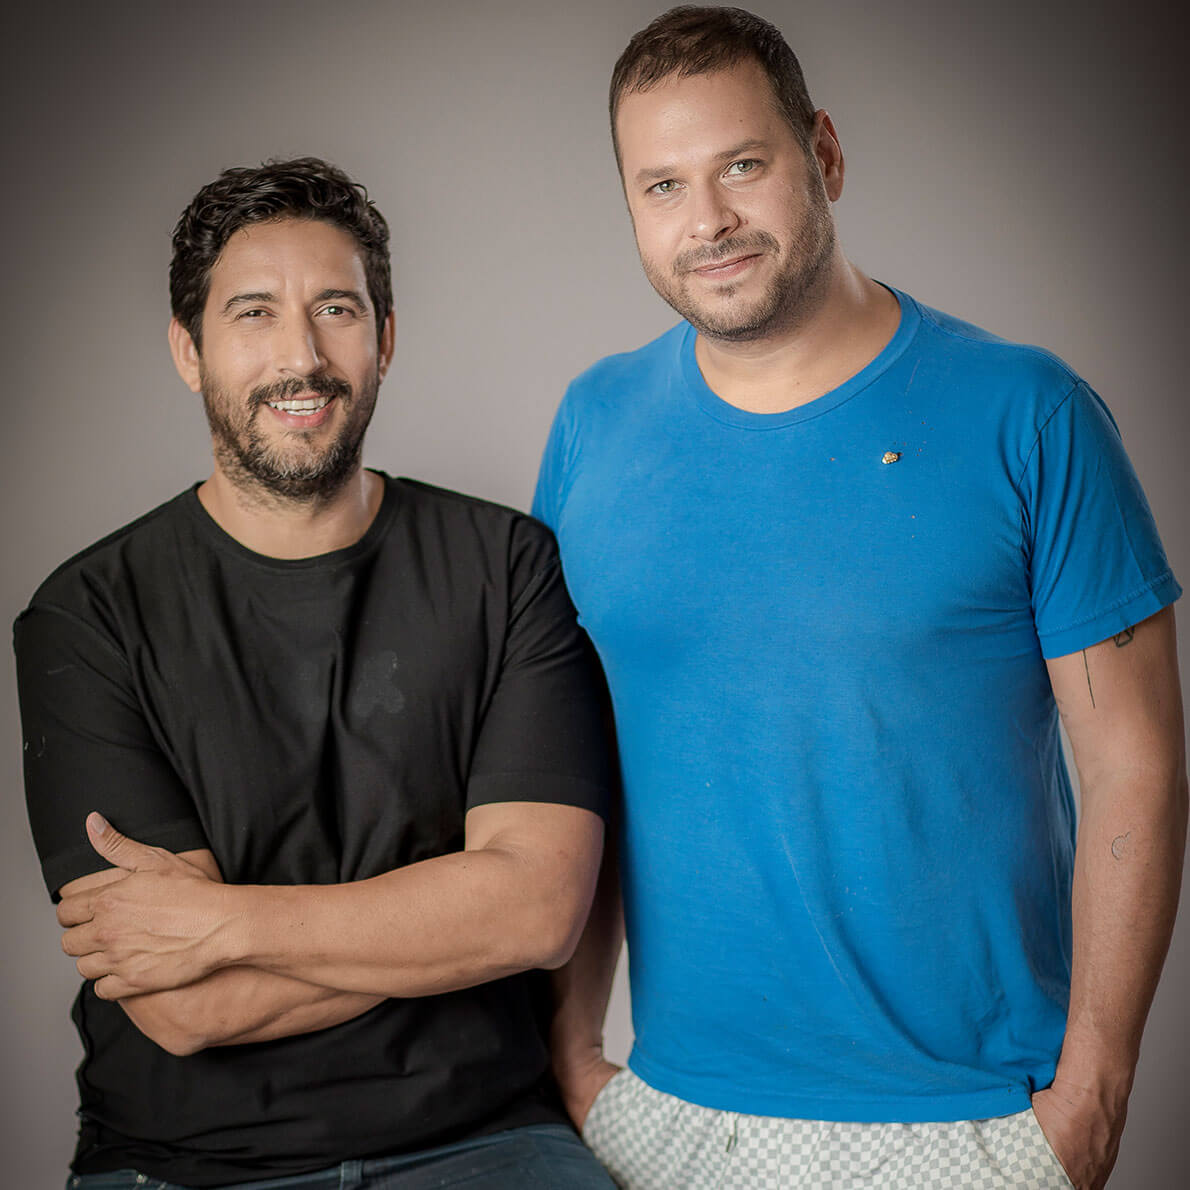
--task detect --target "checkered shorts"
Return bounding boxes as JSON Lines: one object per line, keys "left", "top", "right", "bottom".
{"left": 581, "top": 1069, "right": 1074, "bottom": 1189}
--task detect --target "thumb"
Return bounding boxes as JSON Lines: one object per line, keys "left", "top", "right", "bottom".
{"left": 85, "top": 812, "right": 159, "bottom": 872}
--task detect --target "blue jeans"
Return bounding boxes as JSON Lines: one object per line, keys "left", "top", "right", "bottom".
{"left": 67, "top": 1124, "right": 616, "bottom": 1189}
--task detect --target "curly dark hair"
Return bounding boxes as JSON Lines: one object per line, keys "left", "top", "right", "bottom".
{"left": 610, "top": 6, "right": 817, "bottom": 166}
{"left": 169, "top": 157, "right": 392, "bottom": 348}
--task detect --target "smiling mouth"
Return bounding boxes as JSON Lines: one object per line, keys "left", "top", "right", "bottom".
{"left": 267, "top": 395, "right": 332, "bottom": 416}
{"left": 692, "top": 253, "right": 759, "bottom": 276}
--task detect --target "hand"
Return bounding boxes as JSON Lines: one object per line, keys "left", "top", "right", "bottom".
{"left": 1031, "top": 1075, "right": 1127, "bottom": 1190}
{"left": 58, "top": 813, "right": 227, "bottom": 999}
{"left": 552, "top": 1042, "right": 621, "bottom": 1132}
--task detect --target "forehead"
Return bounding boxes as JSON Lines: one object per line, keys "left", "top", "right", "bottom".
{"left": 615, "top": 60, "right": 792, "bottom": 171}
{"left": 206, "top": 217, "right": 369, "bottom": 302}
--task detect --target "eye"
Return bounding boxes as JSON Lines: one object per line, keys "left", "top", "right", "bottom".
{"left": 725, "top": 159, "right": 760, "bottom": 177}
{"left": 237, "top": 307, "right": 270, "bottom": 320}
{"left": 319, "top": 303, "right": 358, "bottom": 319}
{"left": 648, "top": 178, "right": 681, "bottom": 196}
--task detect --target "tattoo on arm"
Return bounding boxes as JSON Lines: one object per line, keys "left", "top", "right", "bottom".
{"left": 1082, "top": 649, "right": 1096, "bottom": 708}
{"left": 1113, "top": 627, "right": 1135, "bottom": 648}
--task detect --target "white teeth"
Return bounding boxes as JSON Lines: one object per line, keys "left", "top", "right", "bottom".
{"left": 268, "top": 396, "right": 330, "bottom": 413}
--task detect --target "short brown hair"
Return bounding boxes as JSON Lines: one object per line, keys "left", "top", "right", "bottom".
{"left": 610, "top": 6, "right": 817, "bottom": 165}
{"left": 170, "top": 157, "right": 392, "bottom": 350}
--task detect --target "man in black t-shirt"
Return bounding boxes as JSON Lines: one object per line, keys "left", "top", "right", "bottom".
{"left": 14, "top": 158, "right": 617, "bottom": 1189}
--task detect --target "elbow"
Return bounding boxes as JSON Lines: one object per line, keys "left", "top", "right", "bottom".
{"left": 514, "top": 886, "right": 593, "bottom": 972}
{"left": 543, "top": 892, "right": 594, "bottom": 968}
{"left": 118, "top": 999, "right": 211, "bottom": 1057}
{"left": 534, "top": 924, "right": 584, "bottom": 972}
{"left": 133, "top": 1017, "right": 209, "bottom": 1057}
{"left": 154, "top": 1030, "right": 207, "bottom": 1058}
{"left": 485, "top": 834, "right": 603, "bottom": 974}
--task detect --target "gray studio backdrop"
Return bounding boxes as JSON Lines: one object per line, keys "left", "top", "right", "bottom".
{"left": 3, "top": 1, "right": 1186, "bottom": 1184}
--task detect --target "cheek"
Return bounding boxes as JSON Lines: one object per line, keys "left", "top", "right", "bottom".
{"left": 631, "top": 216, "right": 677, "bottom": 268}
{"left": 213, "top": 344, "right": 274, "bottom": 394}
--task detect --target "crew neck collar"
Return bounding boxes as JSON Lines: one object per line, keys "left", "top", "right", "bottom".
{"left": 183, "top": 469, "right": 401, "bottom": 571}
{"left": 680, "top": 286, "right": 920, "bottom": 429}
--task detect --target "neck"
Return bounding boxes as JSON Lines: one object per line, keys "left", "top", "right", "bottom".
{"left": 198, "top": 465, "right": 384, "bottom": 559}
{"left": 694, "top": 256, "right": 900, "bottom": 415}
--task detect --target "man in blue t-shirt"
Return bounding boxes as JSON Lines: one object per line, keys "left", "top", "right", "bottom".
{"left": 537, "top": 8, "right": 1186, "bottom": 1188}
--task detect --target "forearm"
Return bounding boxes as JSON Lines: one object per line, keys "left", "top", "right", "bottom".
{"left": 548, "top": 828, "right": 624, "bottom": 1128}
{"left": 207, "top": 830, "right": 598, "bottom": 998}
{"left": 119, "top": 967, "right": 383, "bottom": 1056}
{"left": 551, "top": 829, "right": 624, "bottom": 1070}
{"left": 1058, "top": 763, "right": 1188, "bottom": 1092}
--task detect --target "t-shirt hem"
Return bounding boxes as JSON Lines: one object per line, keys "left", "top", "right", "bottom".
{"left": 1038, "top": 571, "right": 1181, "bottom": 659}
{"left": 627, "top": 1053, "right": 1042, "bottom": 1124}
{"left": 466, "top": 772, "right": 611, "bottom": 821}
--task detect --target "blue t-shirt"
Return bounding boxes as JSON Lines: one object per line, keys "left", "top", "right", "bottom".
{"left": 533, "top": 290, "right": 1180, "bottom": 1123}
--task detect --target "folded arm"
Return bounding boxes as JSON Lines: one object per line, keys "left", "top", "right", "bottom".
{"left": 58, "top": 851, "right": 382, "bottom": 1056}
{"left": 60, "top": 800, "right": 604, "bottom": 1002}
{"left": 1035, "top": 605, "right": 1188, "bottom": 1188}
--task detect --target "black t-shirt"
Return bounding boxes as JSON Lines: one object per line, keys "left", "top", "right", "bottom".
{"left": 14, "top": 473, "right": 612, "bottom": 1186}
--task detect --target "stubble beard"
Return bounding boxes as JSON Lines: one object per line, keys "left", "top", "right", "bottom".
{"left": 641, "top": 181, "right": 837, "bottom": 343}
{"left": 201, "top": 370, "right": 379, "bottom": 505}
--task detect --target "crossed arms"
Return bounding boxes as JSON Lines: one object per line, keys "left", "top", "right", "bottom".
{"left": 57, "top": 800, "right": 603, "bottom": 1057}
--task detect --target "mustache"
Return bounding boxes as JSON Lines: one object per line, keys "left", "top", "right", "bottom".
{"left": 248, "top": 374, "right": 352, "bottom": 410}
{"left": 674, "top": 231, "right": 779, "bottom": 274}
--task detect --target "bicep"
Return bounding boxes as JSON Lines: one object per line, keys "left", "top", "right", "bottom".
{"left": 1046, "top": 606, "right": 1185, "bottom": 793}
{"left": 465, "top": 801, "right": 605, "bottom": 915}
{"left": 16, "top": 605, "right": 209, "bottom": 897}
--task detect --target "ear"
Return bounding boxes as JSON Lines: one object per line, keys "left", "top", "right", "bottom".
{"left": 376, "top": 309, "right": 396, "bottom": 381}
{"left": 168, "top": 317, "right": 203, "bottom": 393}
{"left": 811, "top": 110, "right": 845, "bottom": 202}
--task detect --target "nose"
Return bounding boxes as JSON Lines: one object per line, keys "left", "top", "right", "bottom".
{"left": 276, "top": 315, "right": 327, "bottom": 377}
{"left": 689, "top": 184, "right": 740, "bottom": 242}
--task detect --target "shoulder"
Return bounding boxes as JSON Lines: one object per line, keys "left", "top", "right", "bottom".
{"left": 908, "top": 295, "right": 1082, "bottom": 409}
{"left": 390, "top": 477, "right": 560, "bottom": 579}
{"left": 17, "top": 490, "right": 196, "bottom": 631}
{"left": 562, "top": 322, "right": 688, "bottom": 412}
{"left": 889, "top": 292, "right": 1100, "bottom": 455}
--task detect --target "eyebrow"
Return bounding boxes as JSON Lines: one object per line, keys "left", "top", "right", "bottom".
{"left": 220, "top": 288, "right": 370, "bottom": 315}
{"left": 633, "top": 139, "right": 770, "bottom": 186}
{"left": 314, "top": 288, "right": 369, "bottom": 308}
{"left": 221, "top": 291, "right": 275, "bottom": 315}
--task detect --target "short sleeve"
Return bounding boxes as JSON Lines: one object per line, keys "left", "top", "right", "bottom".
{"left": 464, "top": 523, "right": 614, "bottom": 820}
{"left": 1023, "top": 383, "right": 1181, "bottom": 658}
{"left": 14, "top": 603, "right": 209, "bottom": 898}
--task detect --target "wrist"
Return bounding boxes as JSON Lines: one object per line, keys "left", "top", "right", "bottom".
{"left": 550, "top": 1035, "right": 605, "bottom": 1076}
{"left": 1055, "top": 1021, "right": 1137, "bottom": 1096}
{"left": 1048, "top": 1058, "right": 1133, "bottom": 1124}
{"left": 208, "top": 882, "right": 253, "bottom": 970}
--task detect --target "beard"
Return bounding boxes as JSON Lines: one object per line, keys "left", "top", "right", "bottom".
{"left": 201, "top": 369, "right": 379, "bottom": 504}
{"left": 640, "top": 178, "right": 836, "bottom": 343}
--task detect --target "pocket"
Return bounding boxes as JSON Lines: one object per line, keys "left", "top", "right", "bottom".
{"left": 1027, "top": 1107, "right": 1076, "bottom": 1189}
{"left": 580, "top": 1067, "right": 629, "bottom": 1144}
